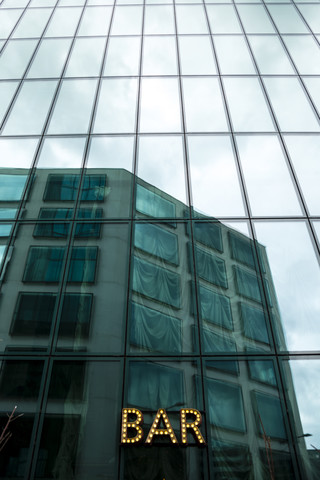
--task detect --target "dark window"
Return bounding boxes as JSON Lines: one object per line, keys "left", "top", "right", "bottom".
{"left": 33, "top": 208, "right": 102, "bottom": 238}
{"left": 23, "top": 246, "right": 98, "bottom": 283}
{"left": 233, "top": 266, "right": 262, "bottom": 303}
{"left": 0, "top": 360, "right": 43, "bottom": 399}
{"left": 240, "top": 303, "right": 270, "bottom": 344}
{"left": 195, "top": 245, "right": 227, "bottom": 288}
{"left": 194, "top": 221, "right": 223, "bottom": 253}
{"left": 44, "top": 174, "right": 106, "bottom": 202}
{"left": 10, "top": 292, "right": 92, "bottom": 337}
{"left": 134, "top": 223, "right": 178, "bottom": 264}
{"left": 198, "top": 284, "right": 233, "bottom": 330}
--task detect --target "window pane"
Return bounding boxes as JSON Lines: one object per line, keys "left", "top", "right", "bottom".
{"left": 45, "top": 7, "right": 82, "bottom": 37}
{"left": 0, "top": 9, "right": 23, "bottom": 38}
{"left": 237, "top": 5, "right": 275, "bottom": 33}
{"left": 12, "top": 7, "right": 52, "bottom": 38}
{"left": 267, "top": 4, "right": 309, "bottom": 33}
{"left": 142, "top": 36, "right": 177, "bottom": 76}
{"left": 65, "top": 37, "right": 106, "bottom": 77}
{"left": 2, "top": 80, "right": 57, "bottom": 135}
{"left": 284, "top": 35, "right": 320, "bottom": 74}
{"left": 297, "top": 4, "right": 320, "bottom": 33}
{"left": 27, "top": 38, "right": 72, "bottom": 78}
{"left": 77, "top": 6, "right": 112, "bottom": 35}
{"left": 94, "top": 78, "right": 138, "bottom": 133}
{"left": 111, "top": 6, "right": 143, "bottom": 35}
{"left": 248, "top": 35, "right": 294, "bottom": 74}
{"left": 139, "top": 78, "right": 181, "bottom": 133}
{"left": 264, "top": 77, "right": 320, "bottom": 132}
{"left": 284, "top": 135, "right": 320, "bottom": 215}
{"left": 0, "top": 137, "right": 38, "bottom": 168}
{"left": 179, "top": 36, "right": 216, "bottom": 75}
{"left": 224, "top": 77, "right": 275, "bottom": 132}
{"left": 236, "top": 135, "right": 302, "bottom": 216}
{"left": 255, "top": 221, "right": 320, "bottom": 351}
{"left": 47, "top": 79, "right": 97, "bottom": 134}
{"left": 0, "top": 39, "right": 37, "bottom": 79}
{"left": 104, "top": 36, "right": 141, "bottom": 76}
{"left": 188, "top": 135, "right": 245, "bottom": 217}
{"left": 183, "top": 78, "right": 228, "bottom": 132}
{"left": 137, "top": 136, "right": 186, "bottom": 204}
{"left": 23, "top": 246, "right": 65, "bottom": 282}
{"left": 144, "top": 5, "right": 175, "bottom": 34}
{"left": 176, "top": 5, "right": 208, "bottom": 34}
{"left": 207, "top": 5, "right": 242, "bottom": 33}
{"left": 0, "top": 81, "right": 19, "bottom": 124}
{"left": 214, "top": 36, "right": 255, "bottom": 74}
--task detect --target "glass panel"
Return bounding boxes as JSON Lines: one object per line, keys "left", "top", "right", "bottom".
{"left": 284, "top": 36, "right": 320, "bottom": 74}
{"left": 236, "top": 135, "right": 302, "bottom": 216}
{"left": 47, "top": 79, "right": 97, "bottom": 134}
{"left": 34, "top": 361, "right": 122, "bottom": 479}
{"left": 77, "top": 6, "right": 112, "bottom": 35}
{"left": 45, "top": 7, "right": 82, "bottom": 37}
{"left": 214, "top": 36, "right": 256, "bottom": 74}
{"left": 57, "top": 223, "right": 129, "bottom": 353}
{"left": 0, "top": 81, "right": 19, "bottom": 124}
{"left": 304, "top": 78, "right": 320, "bottom": 114}
{"left": 205, "top": 359, "right": 294, "bottom": 478}
{"left": 0, "top": 360, "right": 44, "bottom": 478}
{"left": 139, "top": 78, "right": 181, "bottom": 133}
{"left": 0, "top": 137, "right": 38, "bottom": 169}
{"left": 183, "top": 78, "right": 228, "bottom": 132}
{"left": 135, "top": 183, "right": 176, "bottom": 219}
{"left": 285, "top": 359, "right": 320, "bottom": 480}
{"left": 94, "top": 78, "right": 138, "bottom": 134}
{"left": 142, "top": 36, "right": 177, "bottom": 76}
{"left": 179, "top": 36, "right": 216, "bottom": 75}
{"left": 110, "top": 6, "right": 143, "bottom": 35}
{"left": 284, "top": 135, "right": 320, "bottom": 215}
{"left": 223, "top": 77, "right": 275, "bottom": 132}
{"left": 2, "top": 80, "right": 57, "bottom": 135}
{"left": 104, "top": 36, "right": 141, "bottom": 76}
{"left": 65, "top": 37, "right": 106, "bottom": 77}
{"left": 0, "top": 9, "right": 23, "bottom": 38}
{"left": 27, "top": 38, "right": 72, "bottom": 78}
{"left": 12, "top": 7, "right": 52, "bottom": 38}
{"left": 255, "top": 221, "right": 320, "bottom": 351}
{"left": 264, "top": 77, "right": 320, "bottom": 132}
{"left": 248, "top": 35, "right": 294, "bottom": 74}
{"left": 237, "top": 5, "right": 275, "bottom": 33}
{"left": 137, "top": 136, "right": 186, "bottom": 204}
{"left": 297, "top": 4, "right": 320, "bottom": 33}
{"left": 206, "top": 5, "right": 242, "bottom": 33}
{"left": 144, "top": 5, "right": 175, "bottom": 34}
{"left": 267, "top": 4, "right": 309, "bottom": 33}
{"left": 188, "top": 135, "right": 245, "bottom": 217}
{"left": 176, "top": 5, "right": 208, "bottom": 34}
{"left": 0, "top": 39, "right": 38, "bottom": 80}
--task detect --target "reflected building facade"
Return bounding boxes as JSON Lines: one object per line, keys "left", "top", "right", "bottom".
{"left": 1, "top": 0, "right": 320, "bottom": 479}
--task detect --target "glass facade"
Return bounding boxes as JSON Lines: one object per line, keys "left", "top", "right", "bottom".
{"left": 0, "top": 0, "right": 320, "bottom": 478}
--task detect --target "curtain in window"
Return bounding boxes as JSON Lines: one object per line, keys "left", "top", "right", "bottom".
{"left": 195, "top": 246, "right": 227, "bottom": 288}
{"left": 229, "top": 232, "right": 256, "bottom": 269}
{"left": 134, "top": 223, "right": 178, "bottom": 264}
{"left": 130, "top": 302, "right": 181, "bottom": 353}
{"left": 233, "top": 266, "right": 262, "bottom": 303}
{"left": 194, "top": 221, "right": 223, "bottom": 252}
{"left": 132, "top": 257, "right": 180, "bottom": 308}
{"left": 240, "top": 303, "right": 270, "bottom": 344}
{"left": 124, "top": 447, "right": 185, "bottom": 480}
{"left": 199, "top": 284, "right": 233, "bottom": 330}
{"left": 128, "top": 362, "right": 184, "bottom": 410}
{"left": 23, "top": 247, "right": 65, "bottom": 282}
{"left": 135, "top": 184, "right": 175, "bottom": 218}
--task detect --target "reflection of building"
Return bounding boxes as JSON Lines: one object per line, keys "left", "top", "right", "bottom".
{"left": 1, "top": 2, "right": 320, "bottom": 479}
{"left": 0, "top": 166, "right": 313, "bottom": 479}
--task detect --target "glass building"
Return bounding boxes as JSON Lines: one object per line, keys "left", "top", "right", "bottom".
{"left": 0, "top": 0, "right": 320, "bottom": 478}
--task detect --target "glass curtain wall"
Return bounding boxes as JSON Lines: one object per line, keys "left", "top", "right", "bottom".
{"left": 0, "top": 0, "right": 320, "bottom": 478}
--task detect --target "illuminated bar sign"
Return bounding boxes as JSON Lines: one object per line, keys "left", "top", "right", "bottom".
{"left": 121, "top": 408, "right": 206, "bottom": 446}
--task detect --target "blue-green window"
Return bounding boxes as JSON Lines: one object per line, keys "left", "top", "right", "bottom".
{"left": 240, "top": 303, "right": 270, "bottom": 344}
{"left": 194, "top": 221, "right": 223, "bottom": 253}
{"left": 132, "top": 257, "right": 180, "bottom": 308}
{"left": 199, "top": 284, "right": 233, "bottom": 330}
{"left": 234, "top": 266, "right": 262, "bottom": 303}
{"left": 44, "top": 174, "right": 106, "bottom": 202}
{"left": 134, "top": 223, "right": 178, "bottom": 264}
{"left": 195, "top": 246, "right": 227, "bottom": 288}
{"left": 135, "top": 184, "right": 175, "bottom": 218}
